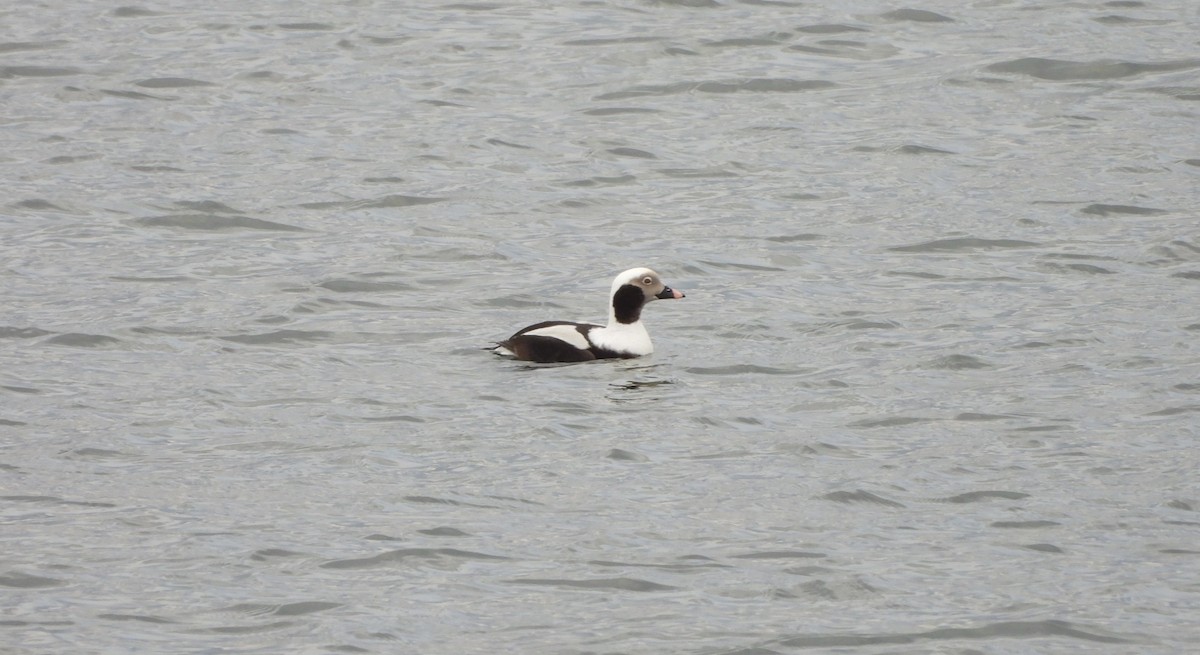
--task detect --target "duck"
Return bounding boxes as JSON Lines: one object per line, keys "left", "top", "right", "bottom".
{"left": 492, "top": 267, "right": 685, "bottom": 363}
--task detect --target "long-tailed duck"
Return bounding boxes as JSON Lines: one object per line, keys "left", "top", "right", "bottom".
{"left": 492, "top": 267, "right": 685, "bottom": 363}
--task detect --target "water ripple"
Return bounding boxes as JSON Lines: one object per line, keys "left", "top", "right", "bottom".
{"left": 595, "top": 78, "right": 834, "bottom": 100}
{"left": 889, "top": 238, "right": 1040, "bottom": 252}
{"left": 1080, "top": 203, "right": 1168, "bottom": 216}
{"left": 987, "top": 57, "right": 1200, "bottom": 80}
{"left": 769, "top": 620, "right": 1134, "bottom": 649}
{"left": 132, "top": 214, "right": 304, "bottom": 232}
{"left": 504, "top": 577, "right": 676, "bottom": 592}
{"left": 685, "top": 364, "right": 807, "bottom": 375}
{"left": 321, "top": 548, "right": 510, "bottom": 569}
{"left": 0, "top": 571, "right": 65, "bottom": 588}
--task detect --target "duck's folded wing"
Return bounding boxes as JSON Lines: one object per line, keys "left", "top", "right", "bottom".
{"left": 499, "top": 334, "right": 597, "bottom": 362}
{"left": 508, "top": 321, "right": 595, "bottom": 346}
{"left": 496, "top": 321, "right": 601, "bottom": 362}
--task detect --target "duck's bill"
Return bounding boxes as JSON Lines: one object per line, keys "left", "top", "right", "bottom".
{"left": 656, "top": 286, "right": 685, "bottom": 300}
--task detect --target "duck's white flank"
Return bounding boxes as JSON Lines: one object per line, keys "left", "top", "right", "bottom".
{"left": 587, "top": 319, "right": 653, "bottom": 357}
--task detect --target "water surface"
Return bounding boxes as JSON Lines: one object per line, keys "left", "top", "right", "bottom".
{"left": 3, "top": 1, "right": 1199, "bottom": 653}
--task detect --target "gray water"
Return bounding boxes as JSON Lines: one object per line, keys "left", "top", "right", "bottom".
{"left": 3, "top": 0, "right": 1199, "bottom": 653}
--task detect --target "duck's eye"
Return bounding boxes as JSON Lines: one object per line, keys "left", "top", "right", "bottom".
{"left": 642, "top": 276, "right": 653, "bottom": 285}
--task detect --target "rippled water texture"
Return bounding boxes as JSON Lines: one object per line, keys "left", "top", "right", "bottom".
{"left": 3, "top": 1, "right": 1199, "bottom": 653}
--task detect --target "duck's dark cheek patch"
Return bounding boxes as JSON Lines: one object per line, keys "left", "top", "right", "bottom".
{"left": 611, "top": 284, "right": 646, "bottom": 324}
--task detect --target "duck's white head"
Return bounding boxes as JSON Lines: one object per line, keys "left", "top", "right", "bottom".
{"left": 608, "top": 267, "right": 685, "bottom": 325}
